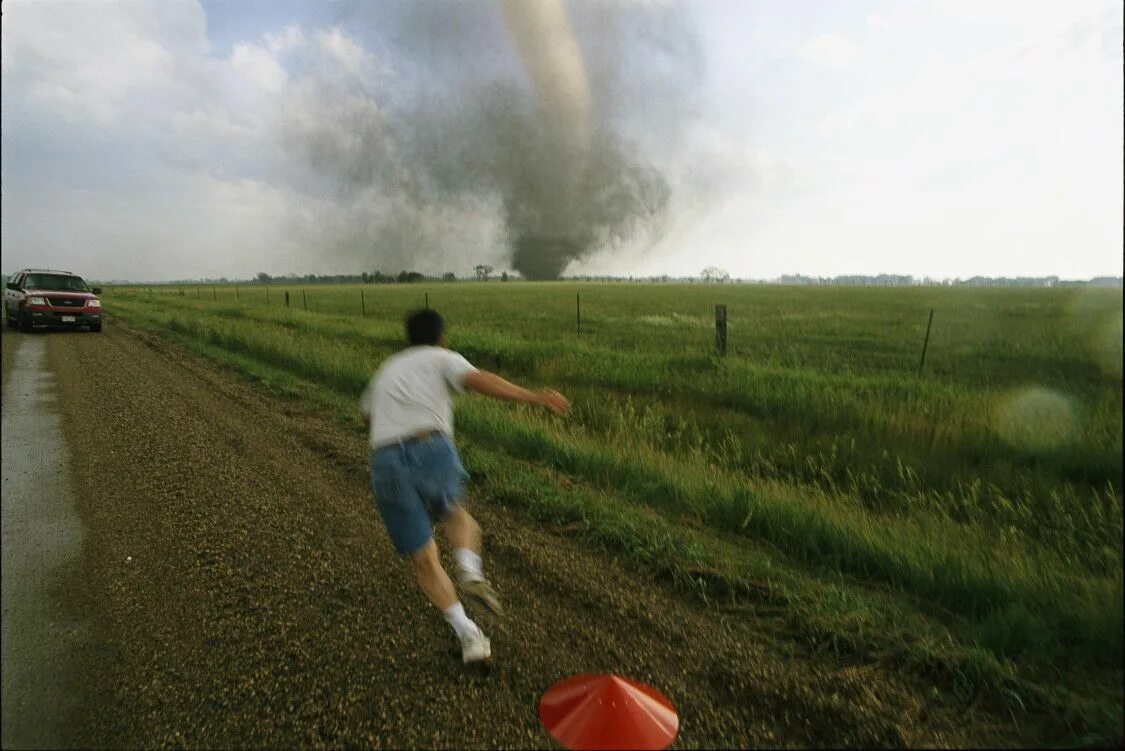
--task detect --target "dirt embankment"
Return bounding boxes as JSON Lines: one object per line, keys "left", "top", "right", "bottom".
{"left": 28, "top": 320, "right": 1018, "bottom": 748}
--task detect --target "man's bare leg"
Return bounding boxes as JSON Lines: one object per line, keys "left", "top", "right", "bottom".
{"left": 441, "top": 504, "right": 481, "bottom": 555}
{"left": 411, "top": 539, "right": 490, "bottom": 661}
{"left": 441, "top": 505, "right": 502, "bottom": 615}
{"left": 410, "top": 539, "right": 458, "bottom": 610}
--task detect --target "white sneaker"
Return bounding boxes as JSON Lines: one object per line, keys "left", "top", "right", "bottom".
{"left": 459, "top": 624, "right": 491, "bottom": 664}
{"left": 461, "top": 577, "right": 503, "bottom": 617}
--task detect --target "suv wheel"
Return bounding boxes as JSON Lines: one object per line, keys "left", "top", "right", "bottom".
{"left": 19, "top": 311, "right": 34, "bottom": 333}
{"left": 91, "top": 323, "right": 103, "bottom": 333}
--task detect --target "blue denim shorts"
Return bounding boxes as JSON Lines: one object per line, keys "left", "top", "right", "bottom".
{"left": 369, "top": 433, "right": 469, "bottom": 556}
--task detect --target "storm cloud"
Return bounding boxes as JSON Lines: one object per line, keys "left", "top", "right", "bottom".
{"left": 277, "top": 0, "right": 699, "bottom": 278}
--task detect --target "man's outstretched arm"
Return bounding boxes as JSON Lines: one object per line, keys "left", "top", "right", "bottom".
{"left": 461, "top": 370, "right": 570, "bottom": 415}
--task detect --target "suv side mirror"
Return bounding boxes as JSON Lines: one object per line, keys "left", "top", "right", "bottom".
{"left": 6, "top": 283, "right": 17, "bottom": 291}
{"left": 91, "top": 287, "right": 102, "bottom": 294}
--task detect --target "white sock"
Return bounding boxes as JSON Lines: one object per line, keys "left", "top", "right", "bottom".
{"left": 442, "top": 602, "right": 477, "bottom": 638}
{"left": 455, "top": 548, "right": 483, "bottom": 582}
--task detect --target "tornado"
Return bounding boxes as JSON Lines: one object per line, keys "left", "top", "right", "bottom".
{"left": 281, "top": 0, "right": 682, "bottom": 280}
{"left": 495, "top": 0, "right": 667, "bottom": 280}
{"left": 497, "top": 0, "right": 592, "bottom": 166}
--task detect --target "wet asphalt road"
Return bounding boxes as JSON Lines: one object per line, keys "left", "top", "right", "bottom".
{"left": 1, "top": 334, "right": 92, "bottom": 749}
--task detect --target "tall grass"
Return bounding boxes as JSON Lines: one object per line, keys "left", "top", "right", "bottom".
{"left": 110, "top": 290, "right": 1122, "bottom": 568}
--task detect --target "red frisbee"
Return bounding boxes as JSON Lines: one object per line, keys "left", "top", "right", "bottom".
{"left": 539, "top": 673, "right": 679, "bottom": 750}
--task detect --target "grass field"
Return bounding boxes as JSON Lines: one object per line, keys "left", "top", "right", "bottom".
{"left": 105, "top": 281, "right": 1123, "bottom": 740}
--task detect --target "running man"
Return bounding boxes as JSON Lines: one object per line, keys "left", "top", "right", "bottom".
{"left": 360, "top": 309, "right": 570, "bottom": 663}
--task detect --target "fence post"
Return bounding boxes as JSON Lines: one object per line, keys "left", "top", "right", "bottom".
{"left": 302, "top": 290, "right": 307, "bottom": 310}
{"left": 285, "top": 291, "right": 290, "bottom": 307}
{"left": 266, "top": 286, "right": 270, "bottom": 304}
{"left": 715, "top": 304, "right": 727, "bottom": 356}
{"left": 197, "top": 287, "right": 201, "bottom": 300}
{"left": 361, "top": 289, "right": 366, "bottom": 318}
{"left": 576, "top": 293, "right": 581, "bottom": 334}
{"left": 235, "top": 286, "right": 239, "bottom": 301}
{"left": 212, "top": 287, "right": 217, "bottom": 301}
{"left": 918, "top": 309, "right": 935, "bottom": 375}
{"left": 425, "top": 292, "right": 429, "bottom": 310}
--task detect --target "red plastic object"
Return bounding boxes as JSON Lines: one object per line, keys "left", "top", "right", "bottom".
{"left": 539, "top": 673, "right": 679, "bottom": 750}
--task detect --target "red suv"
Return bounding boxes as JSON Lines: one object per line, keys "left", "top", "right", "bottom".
{"left": 4, "top": 269, "right": 103, "bottom": 332}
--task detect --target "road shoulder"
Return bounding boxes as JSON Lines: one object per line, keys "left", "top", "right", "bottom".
{"left": 2, "top": 332, "right": 94, "bottom": 749}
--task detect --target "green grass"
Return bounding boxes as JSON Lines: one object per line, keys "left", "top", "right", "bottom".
{"left": 105, "top": 281, "right": 1123, "bottom": 741}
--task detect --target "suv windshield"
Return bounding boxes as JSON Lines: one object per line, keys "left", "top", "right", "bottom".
{"left": 23, "top": 274, "right": 89, "bottom": 292}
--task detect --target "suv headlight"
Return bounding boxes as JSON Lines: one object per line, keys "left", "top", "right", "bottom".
{"left": 88, "top": 299, "right": 102, "bottom": 308}
{"left": 26, "top": 296, "right": 47, "bottom": 305}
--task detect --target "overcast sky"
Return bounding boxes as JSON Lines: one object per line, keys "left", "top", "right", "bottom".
{"left": 2, "top": 0, "right": 1121, "bottom": 281}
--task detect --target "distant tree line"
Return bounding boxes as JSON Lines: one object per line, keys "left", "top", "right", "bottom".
{"left": 252, "top": 271, "right": 452, "bottom": 285}
{"left": 46, "top": 270, "right": 1121, "bottom": 288}
{"left": 781, "top": 274, "right": 917, "bottom": 286}
{"left": 244, "top": 267, "right": 518, "bottom": 285}
{"left": 777, "top": 274, "right": 1123, "bottom": 288}
{"left": 700, "top": 267, "right": 731, "bottom": 283}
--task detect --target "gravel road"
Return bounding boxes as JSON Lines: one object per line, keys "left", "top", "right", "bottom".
{"left": 2, "top": 321, "right": 1019, "bottom": 748}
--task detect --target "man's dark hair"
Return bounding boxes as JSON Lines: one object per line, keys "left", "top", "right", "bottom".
{"left": 405, "top": 309, "right": 444, "bottom": 346}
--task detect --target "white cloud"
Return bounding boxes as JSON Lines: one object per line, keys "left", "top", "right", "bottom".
{"left": 264, "top": 25, "right": 306, "bottom": 55}
{"left": 231, "top": 43, "right": 288, "bottom": 93}
{"left": 1, "top": 1, "right": 179, "bottom": 125}
{"left": 799, "top": 33, "right": 858, "bottom": 68}
{"left": 313, "top": 27, "right": 377, "bottom": 80}
{"left": 0, "top": 1, "right": 322, "bottom": 278}
{"left": 666, "top": 0, "right": 1123, "bottom": 280}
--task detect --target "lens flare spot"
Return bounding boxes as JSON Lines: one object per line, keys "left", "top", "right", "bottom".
{"left": 994, "top": 387, "right": 1075, "bottom": 451}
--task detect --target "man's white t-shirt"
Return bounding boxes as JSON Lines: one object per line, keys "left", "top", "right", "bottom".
{"left": 360, "top": 346, "right": 478, "bottom": 450}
